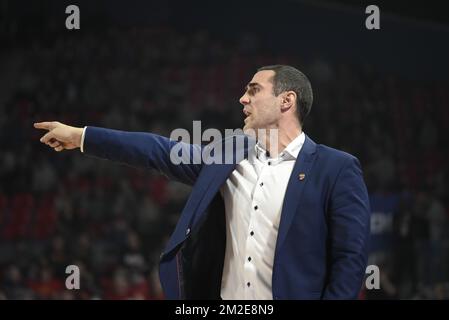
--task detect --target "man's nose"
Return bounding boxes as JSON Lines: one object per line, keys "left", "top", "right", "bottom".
{"left": 239, "top": 93, "right": 249, "bottom": 105}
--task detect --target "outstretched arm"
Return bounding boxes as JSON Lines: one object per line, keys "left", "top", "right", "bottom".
{"left": 34, "top": 121, "right": 203, "bottom": 185}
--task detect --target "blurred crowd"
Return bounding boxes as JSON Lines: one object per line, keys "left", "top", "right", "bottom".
{"left": 1, "top": 26, "right": 448, "bottom": 299}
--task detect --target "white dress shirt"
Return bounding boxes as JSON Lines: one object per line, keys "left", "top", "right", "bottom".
{"left": 220, "top": 132, "right": 305, "bottom": 300}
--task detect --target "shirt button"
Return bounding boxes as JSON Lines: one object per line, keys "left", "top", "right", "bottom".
{"left": 247, "top": 282, "right": 251, "bottom": 287}
{"left": 268, "top": 162, "right": 271, "bottom": 166}
{"left": 250, "top": 231, "right": 254, "bottom": 236}
{"left": 254, "top": 205, "right": 258, "bottom": 210}
{"left": 259, "top": 182, "right": 264, "bottom": 187}
{"left": 248, "top": 257, "right": 252, "bottom": 262}
{"left": 185, "top": 228, "right": 191, "bottom": 235}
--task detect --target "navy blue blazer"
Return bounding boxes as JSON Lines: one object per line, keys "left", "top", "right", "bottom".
{"left": 83, "top": 126, "right": 371, "bottom": 300}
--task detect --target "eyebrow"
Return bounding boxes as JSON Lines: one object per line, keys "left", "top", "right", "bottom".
{"left": 245, "top": 82, "right": 263, "bottom": 91}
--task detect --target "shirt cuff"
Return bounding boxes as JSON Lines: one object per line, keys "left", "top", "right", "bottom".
{"left": 80, "top": 126, "right": 87, "bottom": 153}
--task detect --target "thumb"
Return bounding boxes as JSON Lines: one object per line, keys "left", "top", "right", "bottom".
{"left": 40, "top": 131, "right": 57, "bottom": 144}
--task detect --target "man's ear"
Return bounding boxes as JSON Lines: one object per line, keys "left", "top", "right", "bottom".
{"left": 280, "top": 91, "right": 297, "bottom": 113}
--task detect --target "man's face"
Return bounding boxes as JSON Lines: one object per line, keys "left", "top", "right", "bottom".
{"left": 239, "top": 70, "right": 282, "bottom": 133}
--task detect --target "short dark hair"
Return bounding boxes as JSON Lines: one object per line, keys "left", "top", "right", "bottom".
{"left": 257, "top": 65, "right": 313, "bottom": 125}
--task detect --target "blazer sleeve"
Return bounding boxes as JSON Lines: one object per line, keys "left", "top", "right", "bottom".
{"left": 323, "top": 156, "right": 371, "bottom": 299}
{"left": 82, "top": 126, "right": 203, "bottom": 186}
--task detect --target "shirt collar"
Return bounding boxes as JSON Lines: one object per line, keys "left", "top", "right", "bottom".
{"left": 283, "top": 131, "right": 305, "bottom": 160}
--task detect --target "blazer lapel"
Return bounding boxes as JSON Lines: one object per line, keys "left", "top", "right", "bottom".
{"left": 187, "top": 163, "right": 236, "bottom": 226}
{"left": 163, "top": 135, "right": 255, "bottom": 254}
{"left": 275, "top": 134, "right": 318, "bottom": 251}
{"left": 187, "top": 135, "right": 256, "bottom": 226}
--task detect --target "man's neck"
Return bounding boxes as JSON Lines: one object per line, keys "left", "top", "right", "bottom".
{"left": 258, "top": 126, "right": 302, "bottom": 158}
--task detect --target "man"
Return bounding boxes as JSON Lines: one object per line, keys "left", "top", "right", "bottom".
{"left": 34, "top": 65, "right": 371, "bottom": 299}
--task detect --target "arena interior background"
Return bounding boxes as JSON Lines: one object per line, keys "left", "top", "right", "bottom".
{"left": 1, "top": 0, "right": 449, "bottom": 299}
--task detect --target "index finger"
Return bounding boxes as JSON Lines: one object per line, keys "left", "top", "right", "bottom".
{"left": 34, "top": 122, "right": 54, "bottom": 130}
